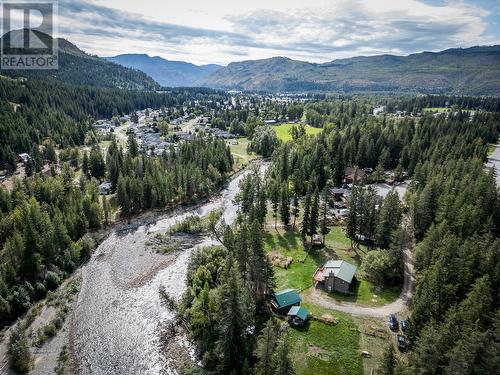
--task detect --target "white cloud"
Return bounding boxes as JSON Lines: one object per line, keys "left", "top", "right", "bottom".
{"left": 55, "top": 0, "right": 498, "bottom": 64}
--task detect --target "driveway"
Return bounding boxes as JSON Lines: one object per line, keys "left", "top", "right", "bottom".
{"left": 304, "top": 221, "right": 415, "bottom": 318}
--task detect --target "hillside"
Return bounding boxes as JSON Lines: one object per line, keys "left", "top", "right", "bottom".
{"left": 202, "top": 46, "right": 500, "bottom": 94}
{"left": 106, "top": 54, "right": 221, "bottom": 87}
{"left": 0, "top": 29, "right": 159, "bottom": 90}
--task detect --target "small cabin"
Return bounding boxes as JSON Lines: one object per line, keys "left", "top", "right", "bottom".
{"left": 270, "top": 289, "right": 301, "bottom": 315}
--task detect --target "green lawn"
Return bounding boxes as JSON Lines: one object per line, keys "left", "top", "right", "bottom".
{"left": 229, "top": 137, "right": 258, "bottom": 170}
{"left": 264, "top": 231, "right": 324, "bottom": 291}
{"left": 324, "top": 280, "right": 401, "bottom": 306}
{"left": 288, "top": 303, "right": 363, "bottom": 375}
{"left": 266, "top": 227, "right": 400, "bottom": 306}
{"left": 423, "top": 107, "right": 451, "bottom": 113}
{"left": 274, "top": 123, "right": 323, "bottom": 142}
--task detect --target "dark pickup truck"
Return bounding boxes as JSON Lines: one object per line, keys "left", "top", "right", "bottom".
{"left": 389, "top": 314, "right": 398, "bottom": 331}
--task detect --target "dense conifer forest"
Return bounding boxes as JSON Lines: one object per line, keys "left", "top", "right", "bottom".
{"left": 177, "top": 98, "right": 499, "bottom": 373}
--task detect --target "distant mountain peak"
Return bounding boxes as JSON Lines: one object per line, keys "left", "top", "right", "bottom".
{"left": 106, "top": 53, "right": 222, "bottom": 87}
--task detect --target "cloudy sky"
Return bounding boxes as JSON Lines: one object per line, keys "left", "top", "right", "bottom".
{"left": 50, "top": 0, "right": 500, "bottom": 65}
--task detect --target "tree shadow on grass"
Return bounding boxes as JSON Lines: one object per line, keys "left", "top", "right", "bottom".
{"left": 264, "top": 230, "right": 300, "bottom": 251}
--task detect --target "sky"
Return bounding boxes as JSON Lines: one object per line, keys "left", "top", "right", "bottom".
{"left": 33, "top": 0, "right": 500, "bottom": 65}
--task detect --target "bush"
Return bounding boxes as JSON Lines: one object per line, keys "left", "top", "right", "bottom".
{"left": 9, "top": 285, "right": 31, "bottom": 315}
{"left": 169, "top": 216, "right": 204, "bottom": 234}
{"left": 8, "top": 326, "right": 31, "bottom": 373}
{"left": 43, "top": 323, "right": 57, "bottom": 338}
{"left": 45, "top": 271, "right": 61, "bottom": 291}
{"left": 34, "top": 282, "right": 47, "bottom": 298}
{"left": 363, "top": 250, "right": 402, "bottom": 286}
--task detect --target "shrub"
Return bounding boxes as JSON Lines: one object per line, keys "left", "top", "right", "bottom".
{"left": 8, "top": 326, "right": 31, "bottom": 373}
{"left": 45, "top": 271, "right": 61, "bottom": 291}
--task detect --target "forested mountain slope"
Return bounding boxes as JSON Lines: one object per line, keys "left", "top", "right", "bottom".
{"left": 0, "top": 29, "right": 159, "bottom": 90}
{"left": 202, "top": 46, "right": 500, "bottom": 94}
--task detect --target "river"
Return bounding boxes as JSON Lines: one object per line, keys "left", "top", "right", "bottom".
{"left": 70, "top": 162, "right": 268, "bottom": 375}
{"left": 486, "top": 144, "right": 500, "bottom": 186}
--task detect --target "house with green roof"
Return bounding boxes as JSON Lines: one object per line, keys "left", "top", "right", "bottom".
{"left": 270, "top": 289, "right": 301, "bottom": 314}
{"left": 287, "top": 306, "right": 309, "bottom": 326}
{"left": 313, "top": 260, "right": 357, "bottom": 293}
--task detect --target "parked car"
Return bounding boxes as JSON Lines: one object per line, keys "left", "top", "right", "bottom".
{"left": 397, "top": 335, "right": 407, "bottom": 351}
{"left": 389, "top": 314, "right": 398, "bottom": 331}
{"left": 400, "top": 319, "right": 409, "bottom": 332}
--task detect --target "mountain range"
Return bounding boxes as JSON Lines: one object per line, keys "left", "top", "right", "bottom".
{"left": 1, "top": 29, "right": 499, "bottom": 95}
{"left": 106, "top": 54, "right": 221, "bottom": 87}
{"left": 200, "top": 46, "right": 500, "bottom": 95}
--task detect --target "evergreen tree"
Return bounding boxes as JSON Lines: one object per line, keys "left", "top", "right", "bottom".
{"left": 319, "top": 185, "right": 329, "bottom": 244}
{"left": 127, "top": 134, "right": 139, "bottom": 157}
{"left": 274, "top": 333, "right": 295, "bottom": 375}
{"left": 279, "top": 182, "right": 290, "bottom": 227}
{"left": 89, "top": 145, "right": 105, "bottom": 180}
{"left": 300, "top": 187, "right": 311, "bottom": 242}
{"left": 216, "top": 254, "right": 252, "bottom": 372}
{"left": 376, "top": 190, "right": 402, "bottom": 249}
{"left": 308, "top": 187, "right": 320, "bottom": 242}
{"left": 82, "top": 151, "right": 89, "bottom": 179}
{"left": 254, "top": 319, "right": 279, "bottom": 375}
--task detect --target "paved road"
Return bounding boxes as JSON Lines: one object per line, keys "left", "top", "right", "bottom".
{"left": 304, "top": 220, "right": 415, "bottom": 318}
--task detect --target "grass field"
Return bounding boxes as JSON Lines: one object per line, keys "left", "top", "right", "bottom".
{"left": 422, "top": 107, "right": 451, "bottom": 113}
{"left": 265, "top": 226, "right": 400, "bottom": 306}
{"left": 263, "top": 226, "right": 392, "bottom": 373}
{"left": 229, "top": 137, "right": 259, "bottom": 170}
{"left": 264, "top": 231, "right": 323, "bottom": 291}
{"left": 288, "top": 303, "right": 363, "bottom": 375}
{"left": 274, "top": 123, "right": 323, "bottom": 142}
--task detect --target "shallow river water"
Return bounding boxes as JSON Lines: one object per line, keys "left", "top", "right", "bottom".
{"left": 71, "top": 163, "right": 267, "bottom": 375}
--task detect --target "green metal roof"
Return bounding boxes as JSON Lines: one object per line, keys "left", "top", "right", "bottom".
{"left": 287, "top": 306, "right": 309, "bottom": 320}
{"left": 273, "top": 289, "right": 301, "bottom": 309}
{"left": 324, "top": 260, "right": 357, "bottom": 284}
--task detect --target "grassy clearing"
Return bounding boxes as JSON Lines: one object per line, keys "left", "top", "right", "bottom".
{"left": 288, "top": 303, "right": 363, "bottom": 375}
{"left": 274, "top": 123, "right": 323, "bottom": 142}
{"left": 422, "top": 107, "right": 451, "bottom": 113}
{"left": 322, "top": 280, "right": 400, "bottom": 306}
{"left": 229, "top": 137, "right": 258, "bottom": 170}
{"left": 353, "top": 316, "right": 390, "bottom": 375}
{"left": 266, "top": 226, "right": 400, "bottom": 306}
{"left": 264, "top": 231, "right": 324, "bottom": 291}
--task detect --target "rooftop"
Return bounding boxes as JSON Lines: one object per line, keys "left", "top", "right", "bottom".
{"left": 287, "top": 306, "right": 309, "bottom": 320}
{"left": 323, "top": 260, "right": 357, "bottom": 284}
{"left": 272, "top": 289, "right": 301, "bottom": 309}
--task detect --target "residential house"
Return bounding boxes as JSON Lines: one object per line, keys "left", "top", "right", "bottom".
{"left": 17, "top": 153, "right": 30, "bottom": 164}
{"left": 313, "top": 260, "right": 357, "bottom": 294}
{"left": 344, "top": 167, "right": 366, "bottom": 184}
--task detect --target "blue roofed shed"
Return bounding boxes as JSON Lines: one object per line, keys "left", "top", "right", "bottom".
{"left": 287, "top": 306, "right": 309, "bottom": 326}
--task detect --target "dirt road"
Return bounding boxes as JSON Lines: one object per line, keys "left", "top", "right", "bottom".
{"left": 304, "top": 221, "right": 415, "bottom": 318}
